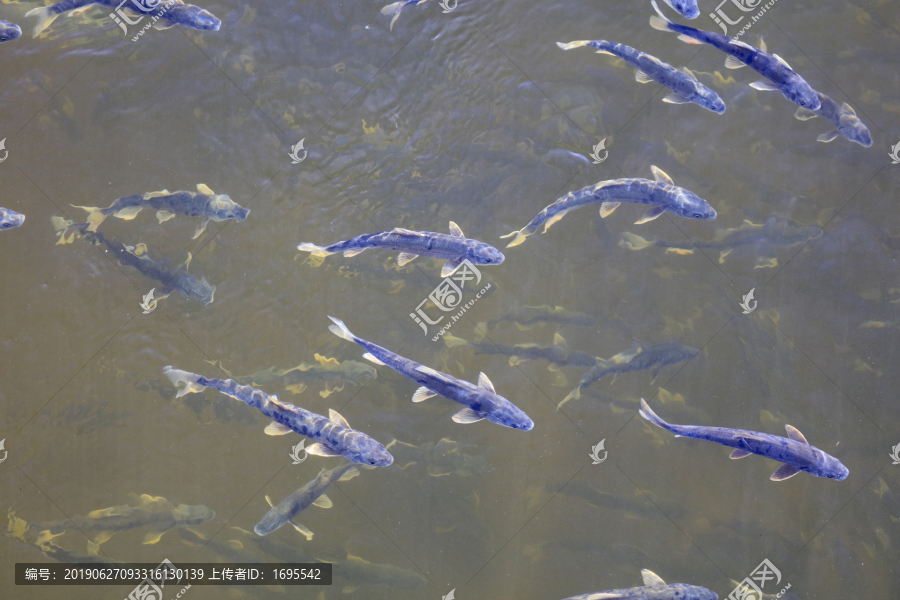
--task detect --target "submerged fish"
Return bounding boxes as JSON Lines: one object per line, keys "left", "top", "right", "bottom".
{"left": 562, "top": 569, "right": 717, "bottom": 600}
{"left": 662, "top": 0, "right": 699, "bottom": 19}
{"left": 501, "top": 166, "right": 716, "bottom": 248}
{"left": 209, "top": 354, "right": 377, "bottom": 398}
{"left": 71, "top": 183, "right": 248, "bottom": 238}
{"left": 163, "top": 366, "right": 393, "bottom": 467}
{"left": 386, "top": 437, "right": 493, "bottom": 477}
{"left": 475, "top": 305, "right": 594, "bottom": 338}
{"left": 559, "top": 341, "right": 699, "bottom": 408}
{"left": 557, "top": 40, "right": 725, "bottom": 113}
{"left": 254, "top": 462, "right": 360, "bottom": 537}
{"left": 0, "top": 20, "right": 22, "bottom": 42}
{"left": 380, "top": 0, "right": 430, "bottom": 30}
{"left": 328, "top": 317, "right": 534, "bottom": 431}
{"left": 0, "top": 207, "right": 25, "bottom": 230}
{"left": 52, "top": 218, "right": 216, "bottom": 306}
{"left": 639, "top": 398, "right": 849, "bottom": 481}
{"left": 795, "top": 92, "right": 872, "bottom": 147}
{"left": 26, "top": 0, "right": 221, "bottom": 37}
{"left": 27, "top": 494, "right": 214, "bottom": 545}
{"left": 299, "top": 221, "right": 504, "bottom": 277}
{"left": 650, "top": 1, "right": 820, "bottom": 110}
{"left": 444, "top": 331, "right": 600, "bottom": 370}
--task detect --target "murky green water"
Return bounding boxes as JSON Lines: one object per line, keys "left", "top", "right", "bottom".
{"left": 1, "top": 0, "right": 899, "bottom": 598}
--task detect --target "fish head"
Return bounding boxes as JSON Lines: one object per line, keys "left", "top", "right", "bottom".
{"left": 477, "top": 391, "right": 534, "bottom": 431}
{"left": 174, "top": 503, "right": 216, "bottom": 525}
{"left": 179, "top": 6, "right": 221, "bottom": 31}
{"left": 669, "top": 190, "right": 716, "bottom": 221}
{"left": 670, "top": 584, "right": 718, "bottom": 600}
{"left": 470, "top": 243, "right": 505, "bottom": 266}
{"left": 812, "top": 451, "right": 849, "bottom": 480}
{"left": 0, "top": 22, "right": 21, "bottom": 42}
{"left": 209, "top": 195, "right": 250, "bottom": 221}
{"left": 0, "top": 208, "right": 25, "bottom": 230}
{"left": 665, "top": 0, "right": 700, "bottom": 19}
{"left": 696, "top": 86, "right": 726, "bottom": 114}
{"left": 838, "top": 114, "right": 873, "bottom": 148}
{"left": 781, "top": 78, "right": 821, "bottom": 111}
{"left": 344, "top": 433, "right": 394, "bottom": 467}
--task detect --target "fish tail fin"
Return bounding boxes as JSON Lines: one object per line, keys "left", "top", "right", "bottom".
{"left": 441, "top": 333, "right": 469, "bottom": 348}
{"left": 638, "top": 398, "right": 668, "bottom": 428}
{"left": 296, "top": 243, "right": 336, "bottom": 258}
{"left": 381, "top": 1, "right": 405, "bottom": 30}
{"left": 618, "top": 232, "right": 655, "bottom": 250}
{"left": 70, "top": 205, "right": 106, "bottom": 232}
{"left": 327, "top": 316, "right": 358, "bottom": 343}
{"left": 556, "top": 40, "right": 591, "bottom": 51}
{"left": 25, "top": 6, "right": 59, "bottom": 37}
{"left": 499, "top": 228, "right": 530, "bottom": 248}
{"left": 649, "top": 0, "right": 673, "bottom": 32}
{"left": 162, "top": 366, "right": 208, "bottom": 398}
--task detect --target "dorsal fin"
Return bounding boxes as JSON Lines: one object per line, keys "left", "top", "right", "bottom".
{"left": 448, "top": 221, "right": 464, "bottom": 237}
{"left": 650, "top": 165, "right": 674, "bottom": 186}
{"left": 785, "top": 424, "right": 808, "bottom": 444}
{"left": 196, "top": 183, "right": 215, "bottom": 196}
{"left": 329, "top": 409, "right": 350, "bottom": 429}
{"left": 553, "top": 332, "right": 567, "bottom": 347}
{"left": 772, "top": 53, "right": 791, "bottom": 69}
{"left": 682, "top": 66, "right": 697, "bottom": 80}
{"left": 841, "top": 102, "right": 856, "bottom": 115}
{"left": 477, "top": 372, "right": 496, "bottom": 393}
{"left": 641, "top": 569, "right": 666, "bottom": 586}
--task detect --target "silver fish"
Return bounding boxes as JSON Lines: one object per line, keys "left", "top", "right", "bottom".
{"left": 208, "top": 354, "right": 377, "bottom": 398}
{"left": 561, "top": 568, "right": 717, "bottom": 600}
{"left": 26, "top": 0, "right": 220, "bottom": 37}
{"left": 386, "top": 437, "right": 493, "bottom": 477}
{"left": 794, "top": 92, "right": 872, "bottom": 147}
{"left": 0, "top": 207, "right": 25, "bottom": 230}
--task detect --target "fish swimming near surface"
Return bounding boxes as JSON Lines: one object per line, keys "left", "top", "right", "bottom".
{"left": 475, "top": 305, "right": 594, "bottom": 340}
{"left": 52, "top": 218, "right": 216, "bottom": 306}
{"left": 444, "top": 332, "right": 600, "bottom": 371}
{"left": 639, "top": 398, "right": 849, "bottom": 481}
{"left": 26, "top": 0, "right": 221, "bottom": 37}
{"left": 662, "top": 0, "right": 699, "bottom": 19}
{"left": 650, "top": 0, "right": 820, "bottom": 111}
{"left": 0, "top": 20, "right": 22, "bottom": 42}
{"left": 163, "top": 366, "right": 394, "bottom": 467}
{"left": 299, "top": 221, "right": 504, "bottom": 277}
{"left": 254, "top": 462, "right": 360, "bottom": 537}
{"left": 386, "top": 437, "right": 493, "bottom": 477}
{"left": 208, "top": 355, "right": 377, "bottom": 398}
{"left": 794, "top": 91, "right": 872, "bottom": 147}
{"left": 380, "top": 0, "right": 432, "bottom": 30}
{"left": 619, "top": 215, "right": 823, "bottom": 264}
{"left": 0, "top": 207, "right": 25, "bottom": 230}
{"left": 70, "top": 184, "right": 248, "bottom": 238}
{"left": 557, "top": 40, "right": 725, "bottom": 114}
{"left": 21, "top": 494, "right": 214, "bottom": 546}
{"left": 328, "top": 317, "right": 534, "bottom": 431}
{"left": 559, "top": 341, "right": 699, "bottom": 409}
{"left": 561, "top": 569, "right": 718, "bottom": 600}
{"left": 501, "top": 166, "right": 716, "bottom": 248}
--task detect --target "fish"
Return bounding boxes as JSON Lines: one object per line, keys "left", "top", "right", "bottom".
{"left": 163, "top": 366, "right": 394, "bottom": 467}
{"left": 444, "top": 332, "right": 600, "bottom": 370}
{"left": 475, "top": 305, "right": 594, "bottom": 340}
{"left": 559, "top": 341, "right": 699, "bottom": 409}
{"left": 561, "top": 568, "right": 717, "bottom": 600}
{"left": 70, "top": 183, "right": 248, "bottom": 238}
{"left": 24, "top": 494, "right": 214, "bottom": 546}
{"left": 386, "top": 437, "right": 493, "bottom": 477}
{"left": 298, "top": 221, "right": 504, "bottom": 277}
{"left": 500, "top": 166, "right": 716, "bottom": 248}
{"left": 52, "top": 218, "right": 216, "bottom": 306}
{"left": 328, "top": 316, "right": 534, "bottom": 431}
{"left": 254, "top": 462, "right": 360, "bottom": 537}
{"left": 26, "top": 0, "right": 221, "bottom": 37}
{"left": 0, "top": 207, "right": 25, "bottom": 230}
{"left": 639, "top": 398, "right": 849, "bottom": 481}
{"left": 650, "top": 0, "right": 820, "bottom": 111}
{"left": 208, "top": 354, "right": 377, "bottom": 398}
{"left": 662, "top": 0, "right": 699, "bottom": 19}
{"left": 619, "top": 215, "right": 823, "bottom": 262}
{"left": 0, "top": 20, "right": 22, "bottom": 42}
{"left": 794, "top": 91, "right": 873, "bottom": 147}
{"left": 557, "top": 40, "right": 725, "bottom": 114}
{"left": 380, "top": 0, "right": 431, "bottom": 30}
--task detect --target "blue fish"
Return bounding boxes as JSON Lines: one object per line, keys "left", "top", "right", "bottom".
{"left": 0, "top": 207, "right": 25, "bottom": 230}
{"left": 501, "top": 166, "right": 716, "bottom": 247}
{"left": 639, "top": 398, "right": 849, "bottom": 481}
{"left": 72, "top": 184, "right": 248, "bottom": 239}
{"left": 299, "top": 221, "right": 504, "bottom": 278}
{"left": 795, "top": 92, "right": 872, "bottom": 147}
{"left": 562, "top": 569, "right": 717, "bottom": 600}
{"left": 163, "top": 366, "right": 394, "bottom": 467}
{"left": 328, "top": 317, "right": 534, "bottom": 431}
{"left": 557, "top": 40, "right": 725, "bottom": 114}
{"left": 380, "top": 0, "right": 430, "bottom": 30}
{"left": 0, "top": 20, "right": 22, "bottom": 42}
{"left": 650, "top": 0, "right": 820, "bottom": 111}
{"left": 254, "top": 462, "right": 360, "bottom": 537}
{"left": 26, "top": 0, "right": 220, "bottom": 37}
{"left": 662, "top": 0, "right": 700, "bottom": 19}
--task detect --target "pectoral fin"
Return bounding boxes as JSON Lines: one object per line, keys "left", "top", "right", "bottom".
{"left": 264, "top": 421, "right": 293, "bottom": 436}
{"left": 599, "top": 202, "right": 620, "bottom": 218}
{"left": 635, "top": 206, "right": 666, "bottom": 224}
{"left": 312, "top": 494, "right": 333, "bottom": 509}
{"left": 770, "top": 463, "right": 802, "bottom": 481}
{"left": 794, "top": 107, "right": 818, "bottom": 121}
{"left": 729, "top": 449, "right": 752, "bottom": 459}
{"left": 397, "top": 252, "right": 418, "bottom": 266}
{"left": 289, "top": 521, "right": 314, "bottom": 541}
{"left": 306, "top": 443, "right": 342, "bottom": 457}
{"left": 750, "top": 80, "right": 780, "bottom": 91}
{"left": 634, "top": 69, "right": 653, "bottom": 84}
{"left": 142, "top": 529, "right": 169, "bottom": 545}
{"left": 441, "top": 258, "right": 463, "bottom": 277}
{"left": 362, "top": 352, "right": 385, "bottom": 365}
{"left": 192, "top": 218, "right": 210, "bottom": 239}
{"left": 452, "top": 407, "right": 485, "bottom": 424}
{"left": 817, "top": 129, "right": 840, "bottom": 143}
{"left": 412, "top": 387, "right": 437, "bottom": 402}
{"left": 156, "top": 210, "right": 177, "bottom": 223}
{"left": 152, "top": 19, "right": 175, "bottom": 29}
{"left": 662, "top": 92, "right": 691, "bottom": 104}
{"left": 724, "top": 55, "right": 746, "bottom": 69}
